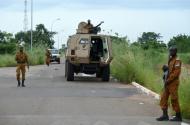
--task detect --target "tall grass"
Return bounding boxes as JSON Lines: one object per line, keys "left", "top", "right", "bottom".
{"left": 27, "top": 45, "right": 46, "bottom": 65}
{"left": 179, "top": 53, "right": 190, "bottom": 64}
{"left": 111, "top": 38, "right": 190, "bottom": 119}
{"left": 0, "top": 54, "right": 16, "bottom": 67}
{"left": 0, "top": 45, "right": 46, "bottom": 67}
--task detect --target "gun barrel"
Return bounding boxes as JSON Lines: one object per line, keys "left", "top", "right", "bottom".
{"left": 95, "top": 21, "right": 104, "bottom": 28}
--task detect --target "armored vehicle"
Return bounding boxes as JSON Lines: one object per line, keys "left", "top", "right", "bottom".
{"left": 65, "top": 21, "right": 113, "bottom": 81}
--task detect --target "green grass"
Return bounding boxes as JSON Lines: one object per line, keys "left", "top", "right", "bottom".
{"left": 0, "top": 46, "right": 46, "bottom": 67}
{"left": 27, "top": 46, "right": 46, "bottom": 65}
{"left": 179, "top": 53, "right": 190, "bottom": 64}
{"left": 111, "top": 37, "right": 190, "bottom": 119}
{"left": 0, "top": 54, "right": 16, "bottom": 67}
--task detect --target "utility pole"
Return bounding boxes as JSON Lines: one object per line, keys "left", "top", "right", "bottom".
{"left": 50, "top": 18, "right": 61, "bottom": 49}
{"left": 24, "top": 0, "right": 28, "bottom": 32}
{"left": 30, "top": 0, "right": 33, "bottom": 51}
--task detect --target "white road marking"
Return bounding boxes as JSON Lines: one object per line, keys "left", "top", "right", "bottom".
{"left": 139, "top": 102, "right": 144, "bottom": 105}
{"left": 94, "top": 121, "right": 110, "bottom": 125}
{"left": 91, "top": 90, "right": 96, "bottom": 93}
{"left": 132, "top": 82, "right": 160, "bottom": 100}
{"left": 182, "top": 123, "right": 190, "bottom": 125}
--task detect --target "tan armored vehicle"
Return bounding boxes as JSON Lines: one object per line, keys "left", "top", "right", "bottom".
{"left": 65, "top": 20, "right": 113, "bottom": 81}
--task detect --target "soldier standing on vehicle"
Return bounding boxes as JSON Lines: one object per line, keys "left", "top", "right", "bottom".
{"left": 45, "top": 49, "right": 51, "bottom": 66}
{"left": 15, "top": 46, "right": 29, "bottom": 87}
{"left": 84, "top": 19, "right": 93, "bottom": 33}
{"left": 156, "top": 46, "right": 182, "bottom": 122}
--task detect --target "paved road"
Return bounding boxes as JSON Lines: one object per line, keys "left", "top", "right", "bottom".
{"left": 0, "top": 61, "right": 186, "bottom": 125}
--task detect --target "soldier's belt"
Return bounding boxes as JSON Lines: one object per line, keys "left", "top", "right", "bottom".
{"left": 17, "top": 62, "right": 26, "bottom": 64}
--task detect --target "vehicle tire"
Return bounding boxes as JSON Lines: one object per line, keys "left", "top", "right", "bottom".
{"left": 96, "top": 70, "right": 102, "bottom": 78}
{"left": 65, "top": 60, "right": 68, "bottom": 78}
{"left": 102, "top": 65, "right": 110, "bottom": 82}
{"left": 96, "top": 73, "right": 101, "bottom": 78}
{"left": 58, "top": 58, "right": 60, "bottom": 64}
{"left": 66, "top": 61, "right": 74, "bottom": 81}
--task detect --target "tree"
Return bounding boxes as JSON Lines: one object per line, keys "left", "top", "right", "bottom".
{"left": 34, "top": 24, "right": 55, "bottom": 48}
{"left": 15, "top": 31, "right": 30, "bottom": 44}
{"left": 0, "top": 31, "right": 15, "bottom": 43}
{"left": 168, "top": 34, "right": 190, "bottom": 53}
{"left": 0, "top": 31, "right": 16, "bottom": 54}
{"left": 15, "top": 24, "right": 56, "bottom": 48}
{"left": 133, "top": 32, "right": 167, "bottom": 51}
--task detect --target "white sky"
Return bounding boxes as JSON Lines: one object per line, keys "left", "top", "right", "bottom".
{"left": 0, "top": 0, "right": 190, "bottom": 48}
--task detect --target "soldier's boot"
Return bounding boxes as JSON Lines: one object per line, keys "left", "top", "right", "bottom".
{"left": 17, "top": 80, "right": 21, "bottom": 87}
{"left": 170, "top": 112, "right": 182, "bottom": 122}
{"left": 21, "top": 80, "right": 25, "bottom": 87}
{"left": 156, "top": 109, "right": 169, "bottom": 121}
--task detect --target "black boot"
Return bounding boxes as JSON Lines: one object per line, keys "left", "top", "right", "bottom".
{"left": 17, "top": 80, "right": 21, "bottom": 87}
{"left": 170, "top": 112, "right": 182, "bottom": 122}
{"left": 21, "top": 80, "right": 25, "bottom": 87}
{"left": 156, "top": 109, "right": 169, "bottom": 121}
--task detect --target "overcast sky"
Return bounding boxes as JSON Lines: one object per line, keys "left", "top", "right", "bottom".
{"left": 0, "top": 0, "right": 190, "bottom": 48}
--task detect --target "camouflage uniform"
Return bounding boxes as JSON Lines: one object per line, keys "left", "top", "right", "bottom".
{"left": 160, "top": 56, "right": 181, "bottom": 112}
{"left": 46, "top": 49, "right": 51, "bottom": 66}
{"left": 15, "top": 48, "right": 29, "bottom": 87}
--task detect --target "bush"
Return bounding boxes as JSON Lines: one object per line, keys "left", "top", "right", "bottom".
{"left": 27, "top": 45, "right": 46, "bottom": 65}
{"left": 0, "top": 43, "right": 16, "bottom": 54}
{"left": 179, "top": 53, "right": 190, "bottom": 64}
{"left": 0, "top": 54, "right": 16, "bottom": 67}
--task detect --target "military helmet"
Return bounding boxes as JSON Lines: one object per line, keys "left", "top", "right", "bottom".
{"left": 169, "top": 46, "right": 177, "bottom": 52}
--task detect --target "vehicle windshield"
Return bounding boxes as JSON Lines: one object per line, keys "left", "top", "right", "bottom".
{"left": 50, "top": 50, "right": 59, "bottom": 54}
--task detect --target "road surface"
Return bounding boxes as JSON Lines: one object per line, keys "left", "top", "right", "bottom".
{"left": 0, "top": 61, "right": 186, "bottom": 125}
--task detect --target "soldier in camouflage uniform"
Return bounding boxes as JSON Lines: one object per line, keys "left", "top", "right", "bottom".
{"left": 84, "top": 19, "right": 93, "bottom": 33}
{"left": 45, "top": 49, "right": 51, "bottom": 66}
{"left": 157, "top": 46, "right": 182, "bottom": 122}
{"left": 15, "top": 46, "right": 29, "bottom": 87}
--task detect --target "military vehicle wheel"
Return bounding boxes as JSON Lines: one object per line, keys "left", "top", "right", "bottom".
{"left": 65, "top": 60, "right": 68, "bottom": 78}
{"left": 57, "top": 58, "right": 60, "bottom": 64}
{"left": 96, "top": 73, "right": 101, "bottom": 78}
{"left": 96, "top": 70, "right": 102, "bottom": 78}
{"left": 102, "top": 65, "right": 110, "bottom": 81}
{"left": 66, "top": 61, "right": 74, "bottom": 81}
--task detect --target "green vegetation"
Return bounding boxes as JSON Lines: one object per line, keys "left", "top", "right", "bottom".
{"left": 0, "top": 24, "right": 60, "bottom": 67}
{"left": 111, "top": 36, "right": 190, "bottom": 119}
{"left": 168, "top": 34, "right": 190, "bottom": 53}
{"left": 27, "top": 45, "right": 46, "bottom": 65}
{"left": 0, "top": 46, "right": 46, "bottom": 67}
{"left": 0, "top": 54, "right": 16, "bottom": 67}
{"left": 179, "top": 53, "right": 190, "bottom": 64}
{"left": 0, "top": 31, "right": 17, "bottom": 54}
{"left": 133, "top": 32, "right": 167, "bottom": 51}
{"left": 15, "top": 24, "right": 55, "bottom": 49}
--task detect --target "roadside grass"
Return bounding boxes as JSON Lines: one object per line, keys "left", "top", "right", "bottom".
{"left": 0, "top": 46, "right": 46, "bottom": 67}
{"left": 0, "top": 54, "right": 16, "bottom": 67}
{"left": 179, "top": 53, "right": 190, "bottom": 64}
{"left": 179, "top": 67, "right": 190, "bottom": 118}
{"left": 111, "top": 38, "right": 190, "bottom": 119}
{"left": 27, "top": 46, "right": 46, "bottom": 65}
